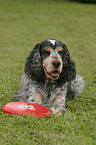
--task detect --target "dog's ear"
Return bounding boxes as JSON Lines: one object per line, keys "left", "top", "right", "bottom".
{"left": 61, "top": 44, "right": 76, "bottom": 82}
{"left": 25, "top": 43, "right": 45, "bottom": 81}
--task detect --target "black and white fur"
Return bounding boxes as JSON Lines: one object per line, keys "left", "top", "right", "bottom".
{"left": 14, "top": 39, "right": 85, "bottom": 115}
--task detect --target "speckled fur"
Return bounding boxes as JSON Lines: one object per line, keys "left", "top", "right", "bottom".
{"left": 14, "top": 39, "right": 85, "bottom": 114}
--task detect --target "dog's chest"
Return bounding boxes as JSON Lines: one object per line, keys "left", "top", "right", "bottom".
{"left": 38, "top": 82, "right": 62, "bottom": 101}
{"left": 45, "top": 82, "right": 56, "bottom": 95}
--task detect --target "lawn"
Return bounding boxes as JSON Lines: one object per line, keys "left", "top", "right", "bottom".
{"left": 0, "top": 0, "right": 96, "bottom": 144}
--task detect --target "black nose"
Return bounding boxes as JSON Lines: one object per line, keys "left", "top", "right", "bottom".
{"left": 52, "top": 61, "right": 61, "bottom": 68}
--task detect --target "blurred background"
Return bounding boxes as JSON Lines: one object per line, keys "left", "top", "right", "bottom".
{"left": 0, "top": 0, "right": 96, "bottom": 101}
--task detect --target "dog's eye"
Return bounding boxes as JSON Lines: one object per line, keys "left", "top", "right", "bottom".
{"left": 43, "top": 51, "right": 50, "bottom": 57}
{"left": 58, "top": 51, "right": 63, "bottom": 57}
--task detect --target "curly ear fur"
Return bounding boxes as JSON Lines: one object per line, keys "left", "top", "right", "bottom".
{"left": 25, "top": 43, "right": 45, "bottom": 81}
{"left": 25, "top": 42, "right": 76, "bottom": 83}
{"left": 59, "top": 44, "right": 76, "bottom": 82}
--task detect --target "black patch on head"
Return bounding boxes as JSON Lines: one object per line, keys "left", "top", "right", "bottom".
{"left": 40, "top": 39, "right": 61, "bottom": 50}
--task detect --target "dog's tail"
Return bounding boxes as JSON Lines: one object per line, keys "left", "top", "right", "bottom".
{"left": 67, "top": 74, "right": 86, "bottom": 100}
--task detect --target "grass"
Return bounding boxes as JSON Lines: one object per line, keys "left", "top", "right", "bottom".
{"left": 0, "top": 0, "right": 96, "bottom": 144}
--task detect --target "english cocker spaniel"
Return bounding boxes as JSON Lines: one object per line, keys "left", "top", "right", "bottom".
{"left": 14, "top": 39, "right": 85, "bottom": 115}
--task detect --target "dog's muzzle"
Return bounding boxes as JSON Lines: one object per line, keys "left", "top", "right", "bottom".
{"left": 52, "top": 61, "right": 61, "bottom": 68}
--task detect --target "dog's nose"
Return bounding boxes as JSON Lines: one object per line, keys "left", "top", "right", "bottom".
{"left": 52, "top": 61, "right": 61, "bottom": 68}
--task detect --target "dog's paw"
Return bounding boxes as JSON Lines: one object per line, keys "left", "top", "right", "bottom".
{"left": 50, "top": 107, "right": 62, "bottom": 116}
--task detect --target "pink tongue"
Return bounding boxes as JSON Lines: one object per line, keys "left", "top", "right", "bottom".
{"left": 51, "top": 73, "right": 59, "bottom": 76}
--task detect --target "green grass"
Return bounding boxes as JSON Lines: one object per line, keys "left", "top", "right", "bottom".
{"left": 0, "top": 0, "right": 96, "bottom": 144}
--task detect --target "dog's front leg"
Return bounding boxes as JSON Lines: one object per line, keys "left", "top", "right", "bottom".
{"left": 28, "top": 89, "right": 43, "bottom": 104}
{"left": 50, "top": 94, "right": 66, "bottom": 115}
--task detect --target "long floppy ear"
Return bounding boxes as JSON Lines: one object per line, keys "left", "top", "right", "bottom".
{"left": 24, "top": 43, "right": 45, "bottom": 81}
{"left": 60, "top": 44, "right": 76, "bottom": 82}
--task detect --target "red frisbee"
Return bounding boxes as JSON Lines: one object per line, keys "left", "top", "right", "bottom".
{"left": 3, "top": 102, "right": 51, "bottom": 118}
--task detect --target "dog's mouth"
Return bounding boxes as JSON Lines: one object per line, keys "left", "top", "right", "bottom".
{"left": 50, "top": 70, "right": 59, "bottom": 78}
{"left": 44, "top": 68, "right": 60, "bottom": 80}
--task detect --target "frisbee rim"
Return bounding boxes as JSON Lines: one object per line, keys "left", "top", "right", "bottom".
{"left": 3, "top": 102, "right": 51, "bottom": 118}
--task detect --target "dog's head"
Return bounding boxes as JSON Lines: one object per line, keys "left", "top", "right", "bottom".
{"left": 25, "top": 39, "right": 76, "bottom": 82}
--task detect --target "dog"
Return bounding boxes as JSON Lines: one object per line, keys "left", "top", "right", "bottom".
{"left": 14, "top": 39, "right": 85, "bottom": 115}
